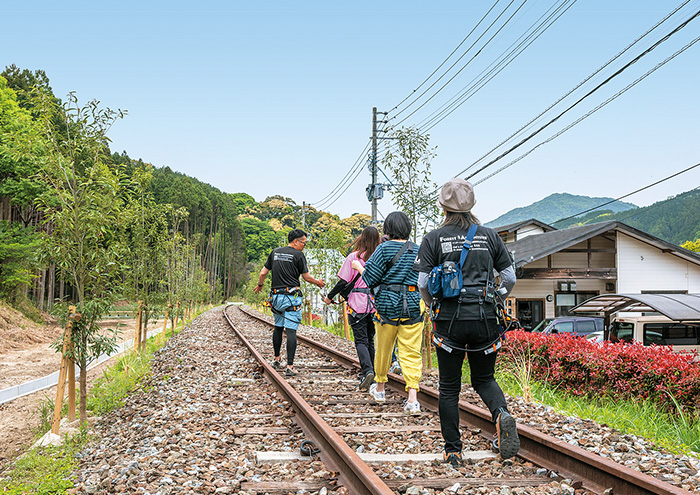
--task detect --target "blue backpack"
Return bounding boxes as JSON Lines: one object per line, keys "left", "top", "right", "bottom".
{"left": 428, "top": 224, "right": 478, "bottom": 299}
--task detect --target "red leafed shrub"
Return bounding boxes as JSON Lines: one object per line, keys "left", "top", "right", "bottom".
{"left": 502, "top": 330, "right": 700, "bottom": 411}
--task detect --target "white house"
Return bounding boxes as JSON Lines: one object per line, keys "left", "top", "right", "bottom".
{"left": 502, "top": 221, "right": 700, "bottom": 330}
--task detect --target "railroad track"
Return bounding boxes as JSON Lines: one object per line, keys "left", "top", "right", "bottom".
{"left": 224, "top": 304, "right": 693, "bottom": 495}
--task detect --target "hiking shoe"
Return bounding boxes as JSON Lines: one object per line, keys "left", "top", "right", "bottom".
{"left": 443, "top": 451, "right": 463, "bottom": 467}
{"left": 285, "top": 367, "right": 298, "bottom": 376}
{"left": 359, "top": 371, "right": 375, "bottom": 391}
{"left": 272, "top": 360, "right": 283, "bottom": 369}
{"left": 403, "top": 400, "right": 421, "bottom": 415}
{"left": 389, "top": 360, "right": 402, "bottom": 375}
{"left": 496, "top": 410, "right": 520, "bottom": 459}
{"left": 368, "top": 382, "right": 385, "bottom": 403}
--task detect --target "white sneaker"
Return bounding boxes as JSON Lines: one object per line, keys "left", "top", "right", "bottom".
{"left": 368, "top": 383, "right": 385, "bottom": 403}
{"left": 403, "top": 400, "right": 420, "bottom": 415}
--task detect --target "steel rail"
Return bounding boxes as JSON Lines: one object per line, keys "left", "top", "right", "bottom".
{"left": 223, "top": 305, "right": 394, "bottom": 495}
{"left": 239, "top": 305, "right": 692, "bottom": 495}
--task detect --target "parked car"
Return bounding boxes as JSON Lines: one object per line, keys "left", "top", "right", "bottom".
{"left": 608, "top": 315, "right": 700, "bottom": 353}
{"left": 532, "top": 316, "right": 603, "bottom": 337}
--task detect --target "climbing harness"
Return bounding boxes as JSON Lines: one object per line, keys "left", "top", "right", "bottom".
{"left": 372, "top": 241, "right": 423, "bottom": 326}
{"left": 431, "top": 288, "right": 520, "bottom": 355}
{"left": 267, "top": 287, "right": 303, "bottom": 325}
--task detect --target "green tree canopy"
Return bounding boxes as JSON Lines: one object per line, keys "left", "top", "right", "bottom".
{"left": 239, "top": 217, "right": 280, "bottom": 262}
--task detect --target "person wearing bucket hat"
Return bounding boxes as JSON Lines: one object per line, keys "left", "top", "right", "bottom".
{"left": 414, "top": 178, "right": 519, "bottom": 466}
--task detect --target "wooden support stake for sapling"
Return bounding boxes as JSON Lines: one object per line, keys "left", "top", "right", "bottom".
{"left": 161, "top": 309, "right": 169, "bottom": 336}
{"left": 52, "top": 305, "right": 76, "bottom": 434}
{"left": 173, "top": 301, "right": 180, "bottom": 336}
{"left": 342, "top": 301, "right": 350, "bottom": 339}
{"left": 134, "top": 300, "right": 143, "bottom": 350}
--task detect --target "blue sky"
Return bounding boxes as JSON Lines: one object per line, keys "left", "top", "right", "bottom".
{"left": 4, "top": 1, "right": 700, "bottom": 223}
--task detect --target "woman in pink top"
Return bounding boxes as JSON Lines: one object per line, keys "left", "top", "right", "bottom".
{"left": 324, "top": 226, "right": 380, "bottom": 390}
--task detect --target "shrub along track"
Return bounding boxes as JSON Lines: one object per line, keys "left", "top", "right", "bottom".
{"left": 68, "top": 306, "right": 698, "bottom": 494}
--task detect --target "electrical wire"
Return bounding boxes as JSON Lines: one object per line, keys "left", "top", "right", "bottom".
{"left": 314, "top": 157, "right": 369, "bottom": 211}
{"left": 452, "top": 0, "right": 694, "bottom": 179}
{"left": 471, "top": 32, "right": 700, "bottom": 186}
{"left": 311, "top": 141, "right": 371, "bottom": 207}
{"left": 386, "top": 0, "right": 504, "bottom": 116}
{"left": 390, "top": 0, "right": 531, "bottom": 127}
{"left": 380, "top": 0, "right": 576, "bottom": 159}
{"left": 497, "top": 161, "right": 700, "bottom": 238}
{"left": 418, "top": 0, "right": 577, "bottom": 133}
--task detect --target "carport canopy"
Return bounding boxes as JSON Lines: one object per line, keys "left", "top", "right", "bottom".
{"left": 570, "top": 293, "right": 700, "bottom": 323}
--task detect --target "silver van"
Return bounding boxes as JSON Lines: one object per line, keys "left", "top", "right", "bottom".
{"left": 608, "top": 315, "right": 700, "bottom": 353}
{"left": 533, "top": 316, "right": 603, "bottom": 337}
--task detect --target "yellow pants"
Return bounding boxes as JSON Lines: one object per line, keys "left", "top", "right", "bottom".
{"left": 373, "top": 320, "right": 423, "bottom": 391}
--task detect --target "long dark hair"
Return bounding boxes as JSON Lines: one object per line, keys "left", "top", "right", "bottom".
{"left": 441, "top": 211, "right": 481, "bottom": 230}
{"left": 350, "top": 226, "right": 380, "bottom": 261}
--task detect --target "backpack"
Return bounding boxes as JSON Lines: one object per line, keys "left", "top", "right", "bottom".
{"left": 428, "top": 224, "right": 478, "bottom": 299}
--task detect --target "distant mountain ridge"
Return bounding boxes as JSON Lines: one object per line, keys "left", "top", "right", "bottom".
{"left": 485, "top": 193, "right": 637, "bottom": 227}
{"left": 552, "top": 188, "right": 700, "bottom": 246}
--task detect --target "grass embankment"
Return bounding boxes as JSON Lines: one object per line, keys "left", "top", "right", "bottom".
{"left": 496, "top": 364, "right": 700, "bottom": 455}
{"left": 0, "top": 316, "right": 190, "bottom": 494}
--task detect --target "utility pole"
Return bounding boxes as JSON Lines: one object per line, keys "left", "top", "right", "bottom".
{"left": 371, "top": 107, "right": 378, "bottom": 225}
{"left": 367, "top": 107, "right": 388, "bottom": 225}
{"left": 301, "top": 201, "right": 306, "bottom": 229}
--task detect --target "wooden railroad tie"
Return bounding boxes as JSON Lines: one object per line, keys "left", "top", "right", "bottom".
{"left": 241, "top": 477, "right": 549, "bottom": 493}
{"left": 255, "top": 450, "right": 497, "bottom": 465}
{"left": 235, "top": 425, "right": 441, "bottom": 435}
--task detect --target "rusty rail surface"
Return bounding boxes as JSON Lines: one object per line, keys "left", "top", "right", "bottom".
{"left": 223, "top": 305, "right": 394, "bottom": 495}
{"left": 238, "top": 305, "right": 692, "bottom": 495}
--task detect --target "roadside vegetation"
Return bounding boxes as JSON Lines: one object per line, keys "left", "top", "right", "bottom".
{"left": 498, "top": 331, "right": 700, "bottom": 454}
{"left": 0, "top": 318, "right": 188, "bottom": 494}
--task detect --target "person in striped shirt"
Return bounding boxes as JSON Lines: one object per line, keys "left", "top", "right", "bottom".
{"left": 351, "top": 211, "right": 423, "bottom": 415}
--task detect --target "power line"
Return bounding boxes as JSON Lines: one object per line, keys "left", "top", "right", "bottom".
{"left": 472, "top": 31, "right": 700, "bottom": 186}
{"left": 453, "top": 0, "right": 693, "bottom": 179}
{"left": 311, "top": 141, "right": 370, "bottom": 208}
{"left": 314, "top": 157, "right": 369, "bottom": 211}
{"left": 452, "top": 6, "right": 700, "bottom": 185}
{"left": 418, "top": 0, "right": 578, "bottom": 133}
{"left": 497, "top": 161, "right": 700, "bottom": 238}
{"left": 386, "top": 0, "right": 504, "bottom": 116}
{"left": 380, "top": 0, "right": 576, "bottom": 158}
{"left": 552, "top": 161, "right": 700, "bottom": 226}
{"left": 390, "top": 0, "right": 531, "bottom": 127}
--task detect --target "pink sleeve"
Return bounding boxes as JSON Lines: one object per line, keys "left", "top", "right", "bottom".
{"left": 337, "top": 252, "right": 360, "bottom": 282}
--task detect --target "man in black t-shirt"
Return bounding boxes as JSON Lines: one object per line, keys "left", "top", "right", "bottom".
{"left": 254, "top": 229, "right": 325, "bottom": 375}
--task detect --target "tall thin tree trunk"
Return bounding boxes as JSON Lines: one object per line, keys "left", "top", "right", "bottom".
{"left": 47, "top": 265, "right": 55, "bottom": 311}
{"left": 80, "top": 358, "right": 87, "bottom": 423}
{"left": 38, "top": 270, "right": 47, "bottom": 311}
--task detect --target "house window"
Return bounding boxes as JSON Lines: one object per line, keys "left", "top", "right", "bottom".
{"left": 556, "top": 292, "right": 597, "bottom": 316}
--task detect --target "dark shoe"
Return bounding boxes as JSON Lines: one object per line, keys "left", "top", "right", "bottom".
{"left": 496, "top": 410, "right": 520, "bottom": 460}
{"left": 359, "top": 371, "right": 375, "bottom": 391}
{"left": 443, "top": 451, "right": 463, "bottom": 467}
{"left": 272, "top": 360, "right": 283, "bottom": 369}
{"left": 285, "top": 367, "right": 298, "bottom": 376}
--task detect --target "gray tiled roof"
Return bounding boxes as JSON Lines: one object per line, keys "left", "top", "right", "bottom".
{"left": 506, "top": 221, "right": 700, "bottom": 268}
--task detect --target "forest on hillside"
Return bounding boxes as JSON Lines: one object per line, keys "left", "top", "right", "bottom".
{"left": 0, "top": 65, "right": 377, "bottom": 319}
{"left": 485, "top": 192, "right": 637, "bottom": 227}
{"left": 552, "top": 188, "right": 700, "bottom": 247}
